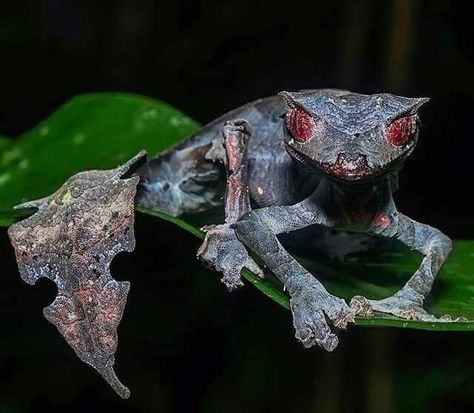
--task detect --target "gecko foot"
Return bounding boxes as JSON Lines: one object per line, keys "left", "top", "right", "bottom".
{"left": 350, "top": 290, "right": 436, "bottom": 322}
{"left": 288, "top": 276, "right": 355, "bottom": 351}
{"left": 197, "top": 224, "right": 263, "bottom": 291}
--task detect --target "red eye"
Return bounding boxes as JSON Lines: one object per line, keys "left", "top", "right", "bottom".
{"left": 385, "top": 115, "right": 415, "bottom": 146}
{"left": 285, "top": 105, "right": 316, "bottom": 143}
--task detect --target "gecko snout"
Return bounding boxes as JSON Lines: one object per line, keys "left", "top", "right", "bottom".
{"left": 342, "top": 153, "right": 364, "bottom": 163}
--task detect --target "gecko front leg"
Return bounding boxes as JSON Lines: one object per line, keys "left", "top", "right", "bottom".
{"left": 351, "top": 213, "right": 452, "bottom": 321}
{"left": 233, "top": 199, "right": 355, "bottom": 351}
{"left": 197, "top": 120, "right": 263, "bottom": 290}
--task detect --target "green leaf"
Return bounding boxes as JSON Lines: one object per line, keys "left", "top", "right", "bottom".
{"left": 1, "top": 93, "right": 473, "bottom": 330}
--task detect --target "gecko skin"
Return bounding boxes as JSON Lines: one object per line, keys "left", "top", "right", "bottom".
{"left": 136, "top": 89, "right": 452, "bottom": 351}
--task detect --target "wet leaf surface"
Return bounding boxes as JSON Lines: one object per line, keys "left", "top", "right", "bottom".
{"left": 8, "top": 152, "right": 146, "bottom": 398}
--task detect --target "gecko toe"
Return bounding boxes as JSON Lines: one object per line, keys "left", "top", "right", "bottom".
{"left": 197, "top": 224, "right": 263, "bottom": 291}
{"left": 221, "top": 270, "right": 245, "bottom": 291}
{"left": 293, "top": 307, "right": 339, "bottom": 351}
{"left": 290, "top": 288, "right": 353, "bottom": 351}
{"left": 350, "top": 295, "right": 374, "bottom": 317}
{"left": 350, "top": 293, "right": 438, "bottom": 322}
{"left": 333, "top": 307, "right": 356, "bottom": 329}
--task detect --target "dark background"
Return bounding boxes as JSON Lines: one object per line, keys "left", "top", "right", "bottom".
{"left": 0, "top": 0, "right": 473, "bottom": 412}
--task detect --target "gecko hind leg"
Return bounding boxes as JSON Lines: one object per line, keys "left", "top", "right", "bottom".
{"left": 351, "top": 214, "right": 452, "bottom": 322}
{"left": 197, "top": 120, "right": 263, "bottom": 290}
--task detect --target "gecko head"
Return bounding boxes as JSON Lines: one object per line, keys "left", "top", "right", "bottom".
{"left": 279, "top": 89, "right": 429, "bottom": 183}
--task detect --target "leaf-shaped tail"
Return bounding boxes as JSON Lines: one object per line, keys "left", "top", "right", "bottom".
{"left": 8, "top": 152, "right": 146, "bottom": 398}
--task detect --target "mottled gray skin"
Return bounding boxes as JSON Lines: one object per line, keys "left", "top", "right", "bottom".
{"left": 137, "top": 89, "right": 452, "bottom": 351}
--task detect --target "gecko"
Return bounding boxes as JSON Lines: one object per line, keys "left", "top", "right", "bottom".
{"left": 136, "top": 89, "right": 452, "bottom": 351}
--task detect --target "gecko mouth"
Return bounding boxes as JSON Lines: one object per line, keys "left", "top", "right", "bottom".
{"left": 323, "top": 153, "right": 374, "bottom": 180}
{"left": 284, "top": 143, "right": 386, "bottom": 182}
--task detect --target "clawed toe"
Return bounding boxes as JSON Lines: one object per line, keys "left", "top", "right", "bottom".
{"left": 333, "top": 307, "right": 356, "bottom": 329}
{"left": 291, "top": 291, "right": 354, "bottom": 351}
{"left": 350, "top": 295, "right": 374, "bottom": 317}
{"left": 197, "top": 224, "right": 263, "bottom": 291}
{"left": 293, "top": 309, "right": 339, "bottom": 351}
{"left": 221, "top": 272, "right": 244, "bottom": 291}
{"left": 300, "top": 328, "right": 339, "bottom": 352}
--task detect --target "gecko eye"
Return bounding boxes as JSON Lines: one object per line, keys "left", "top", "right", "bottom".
{"left": 285, "top": 105, "right": 316, "bottom": 143}
{"left": 385, "top": 115, "right": 416, "bottom": 146}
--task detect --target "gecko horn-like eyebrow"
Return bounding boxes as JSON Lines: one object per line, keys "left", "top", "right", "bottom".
{"left": 278, "top": 91, "right": 296, "bottom": 105}
{"left": 408, "top": 97, "right": 430, "bottom": 112}
{"left": 393, "top": 96, "right": 431, "bottom": 115}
